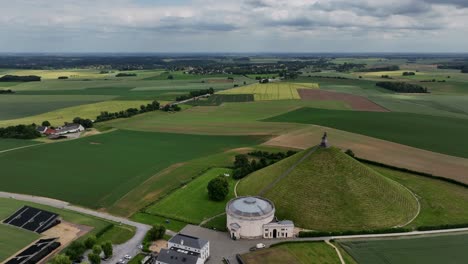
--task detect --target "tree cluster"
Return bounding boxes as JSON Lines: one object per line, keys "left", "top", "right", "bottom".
{"left": 72, "top": 117, "right": 93, "bottom": 128}
{"left": 207, "top": 176, "right": 229, "bottom": 201}
{"left": 146, "top": 225, "right": 166, "bottom": 241}
{"left": 376, "top": 81, "right": 429, "bottom": 93}
{"left": 115, "top": 72, "right": 137, "bottom": 77}
{"left": 95, "top": 100, "right": 160, "bottom": 122}
{"left": 0, "top": 89, "right": 14, "bottom": 94}
{"left": 0, "top": 75, "right": 41, "bottom": 82}
{"left": 402, "top": 72, "right": 416, "bottom": 76}
{"left": 58, "top": 76, "right": 69, "bottom": 79}
{"left": 0, "top": 124, "right": 41, "bottom": 139}
{"left": 176, "top": 88, "right": 215, "bottom": 101}
{"left": 65, "top": 236, "right": 112, "bottom": 263}
{"left": 232, "top": 151, "right": 296, "bottom": 180}
{"left": 462, "top": 66, "right": 468, "bottom": 73}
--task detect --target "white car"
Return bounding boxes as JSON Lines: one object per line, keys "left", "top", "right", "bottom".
{"left": 124, "top": 255, "right": 132, "bottom": 260}
{"left": 118, "top": 259, "right": 126, "bottom": 264}
{"left": 256, "top": 243, "right": 266, "bottom": 249}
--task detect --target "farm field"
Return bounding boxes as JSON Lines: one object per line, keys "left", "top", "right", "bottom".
{"left": 0, "top": 197, "right": 134, "bottom": 261}
{"left": 218, "top": 82, "right": 319, "bottom": 100}
{"left": 242, "top": 242, "right": 343, "bottom": 264}
{"left": 0, "top": 224, "right": 39, "bottom": 262}
{"left": 263, "top": 125, "right": 468, "bottom": 184}
{"left": 340, "top": 233, "right": 468, "bottom": 264}
{"left": 237, "top": 147, "right": 419, "bottom": 231}
{"left": 0, "top": 94, "right": 114, "bottom": 120}
{"left": 265, "top": 107, "right": 468, "bottom": 158}
{"left": 372, "top": 165, "right": 468, "bottom": 227}
{"left": 101, "top": 100, "right": 349, "bottom": 135}
{"left": 0, "top": 100, "right": 152, "bottom": 127}
{"left": 145, "top": 168, "right": 235, "bottom": 224}
{"left": 0, "top": 130, "right": 263, "bottom": 209}
{"left": 0, "top": 139, "right": 41, "bottom": 152}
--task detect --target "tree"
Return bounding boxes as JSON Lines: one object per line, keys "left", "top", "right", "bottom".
{"left": 101, "top": 241, "right": 113, "bottom": 258}
{"left": 65, "top": 241, "right": 86, "bottom": 262}
{"left": 167, "top": 74, "right": 174, "bottom": 79}
{"left": 88, "top": 253, "right": 101, "bottom": 264}
{"left": 146, "top": 225, "right": 166, "bottom": 241}
{"left": 207, "top": 176, "right": 229, "bottom": 201}
{"left": 345, "top": 149, "right": 355, "bottom": 158}
{"left": 49, "top": 254, "right": 72, "bottom": 264}
{"left": 92, "top": 245, "right": 102, "bottom": 255}
{"left": 234, "top": 154, "right": 249, "bottom": 168}
{"left": 42, "top": 120, "right": 51, "bottom": 127}
{"left": 84, "top": 236, "right": 97, "bottom": 249}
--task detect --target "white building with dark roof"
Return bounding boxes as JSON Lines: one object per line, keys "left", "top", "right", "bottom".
{"left": 226, "top": 196, "right": 294, "bottom": 239}
{"left": 156, "top": 234, "right": 209, "bottom": 264}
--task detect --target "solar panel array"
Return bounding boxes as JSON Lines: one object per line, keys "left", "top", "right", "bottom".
{"left": 2, "top": 206, "right": 60, "bottom": 233}
{"left": 5, "top": 238, "right": 60, "bottom": 264}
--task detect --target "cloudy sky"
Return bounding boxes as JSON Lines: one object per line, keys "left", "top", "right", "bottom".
{"left": 1, "top": 0, "right": 467, "bottom": 53}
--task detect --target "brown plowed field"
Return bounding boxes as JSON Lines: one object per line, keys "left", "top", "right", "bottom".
{"left": 298, "top": 89, "right": 388, "bottom": 112}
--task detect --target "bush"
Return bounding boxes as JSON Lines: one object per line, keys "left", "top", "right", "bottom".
{"left": 96, "top": 223, "right": 114, "bottom": 238}
{"left": 58, "top": 76, "right": 69, "bottom": 79}
{"left": 207, "top": 176, "right": 229, "bottom": 201}
{"left": 345, "top": 149, "right": 355, "bottom": 158}
{"left": 88, "top": 253, "right": 101, "bottom": 264}
{"left": 92, "top": 245, "right": 102, "bottom": 255}
{"left": 146, "top": 225, "right": 166, "bottom": 242}
{"left": 65, "top": 241, "right": 86, "bottom": 262}
{"left": 49, "top": 254, "right": 72, "bottom": 264}
{"left": 116, "top": 73, "right": 137, "bottom": 77}
{"left": 42, "top": 120, "right": 51, "bottom": 127}
{"left": 101, "top": 241, "right": 113, "bottom": 258}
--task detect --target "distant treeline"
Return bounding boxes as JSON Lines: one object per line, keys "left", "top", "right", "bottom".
{"left": 376, "top": 81, "right": 429, "bottom": 93}
{"left": 402, "top": 72, "right": 416, "bottom": 76}
{"left": 307, "top": 75, "right": 352, "bottom": 80}
{"left": 0, "top": 124, "right": 41, "bottom": 139}
{"left": 116, "top": 73, "right": 137, "bottom": 77}
{"left": 176, "top": 88, "right": 215, "bottom": 101}
{"left": 362, "top": 65, "right": 400, "bottom": 72}
{"left": 0, "top": 89, "right": 15, "bottom": 94}
{"left": 0, "top": 75, "right": 41, "bottom": 82}
{"left": 95, "top": 100, "right": 180, "bottom": 123}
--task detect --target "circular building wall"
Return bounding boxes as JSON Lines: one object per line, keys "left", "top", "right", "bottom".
{"left": 226, "top": 196, "right": 275, "bottom": 239}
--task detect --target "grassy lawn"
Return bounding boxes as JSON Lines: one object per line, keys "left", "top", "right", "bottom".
{"left": 242, "top": 242, "right": 342, "bottom": 264}
{"left": 145, "top": 168, "right": 235, "bottom": 224}
{"left": 200, "top": 214, "right": 227, "bottom": 231}
{"left": 0, "top": 197, "right": 135, "bottom": 261}
{"left": 371, "top": 165, "right": 468, "bottom": 227}
{"left": 265, "top": 107, "right": 468, "bottom": 158}
{"left": 128, "top": 253, "right": 146, "bottom": 264}
{"left": 218, "top": 82, "right": 319, "bottom": 101}
{"left": 0, "top": 100, "right": 151, "bottom": 127}
{"left": 130, "top": 213, "right": 187, "bottom": 232}
{"left": 238, "top": 147, "right": 419, "bottom": 231}
{"left": 340, "top": 233, "right": 468, "bottom": 264}
{"left": 0, "top": 224, "right": 39, "bottom": 262}
{"left": 0, "top": 130, "right": 262, "bottom": 209}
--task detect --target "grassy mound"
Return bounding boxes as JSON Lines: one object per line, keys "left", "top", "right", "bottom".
{"left": 237, "top": 147, "right": 419, "bottom": 231}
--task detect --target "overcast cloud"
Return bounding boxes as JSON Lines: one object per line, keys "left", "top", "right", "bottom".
{"left": 0, "top": 0, "right": 467, "bottom": 52}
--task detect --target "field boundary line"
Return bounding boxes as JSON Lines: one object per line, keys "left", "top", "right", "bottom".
{"left": 385, "top": 175, "right": 421, "bottom": 228}
{"left": 325, "top": 240, "right": 346, "bottom": 264}
{"left": 0, "top": 143, "right": 43, "bottom": 154}
{"left": 199, "top": 212, "right": 226, "bottom": 226}
{"left": 234, "top": 180, "right": 240, "bottom": 197}
{"left": 258, "top": 146, "right": 318, "bottom": 196}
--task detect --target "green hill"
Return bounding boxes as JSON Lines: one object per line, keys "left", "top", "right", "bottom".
{"left": 237, "top": 147, "right": 419, "bottom": 231}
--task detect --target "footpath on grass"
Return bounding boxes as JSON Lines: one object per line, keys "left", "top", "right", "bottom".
{"left": 0, "top": 191, "right": 176, "bottom": 264}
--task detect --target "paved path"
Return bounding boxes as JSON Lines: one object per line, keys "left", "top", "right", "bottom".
{"left": 325, "top": 240, "right": 345, "bottom": 264}
{"left": 0, "top": 143, "right": 43, "bottom": 154}
{"left": 0, "top": 192, "right": 161, "bottom": 264}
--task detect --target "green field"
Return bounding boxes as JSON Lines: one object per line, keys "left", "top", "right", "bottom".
{"left": 242, "top": 242, "right": 342, "bottom": 264}
{"left": 218, "top": 82, "right": 319, "bottom": 100}
{"left": 238, "top": 147, "right": 419, "bottom": 230}
{"left": 0, "top": 139, "right": 41, "bottom": 152}
{"left": 0, "top": 197, "right": 134, "bottom": 262}
{"left": 0, "top": 130, "right": 263, "bottom": 209}
{"left": 371, "top": 165, "right": 468, "bottom": 227}
{"left": 130, "top": 213, "right": 188, "bottom": 232}
{"left": 0, "top": 224, "right": 39, "bottom": 262}
{"left": 265, "top": 107, "right": 468, "bottom": 158}
{"left": 340, "top": 233, "right": 468, "bottom": 264}
{"left": 145, "top": 168, "right": 235, "bottom": 224}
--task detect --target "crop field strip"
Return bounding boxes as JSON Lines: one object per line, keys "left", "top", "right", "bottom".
{"left": 218, "top": 82, "right": 319, "bottom": 101}
{"left": 264, "top": 107, "right": 468, "bottom": 158}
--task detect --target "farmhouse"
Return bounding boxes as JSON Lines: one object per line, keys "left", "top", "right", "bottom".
{"left": 156, "top": 234, "right": 210, "bottom": 264}
{"left": 226, "top": 196, "right": 294, "bottom": 240}
{"left": 55, "top": 123, "right": 84, "bottom": 135}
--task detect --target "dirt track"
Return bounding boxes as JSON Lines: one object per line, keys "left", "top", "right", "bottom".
{"left": 264, "top": 125, "right": 468, "bottom": 184}
{"left": 298, "top": 89, "right": 389, "bottom": 112}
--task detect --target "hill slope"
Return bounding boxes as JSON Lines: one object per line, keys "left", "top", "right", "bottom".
{"left": 237, "top": 147, "right": 419, "bottom": 231}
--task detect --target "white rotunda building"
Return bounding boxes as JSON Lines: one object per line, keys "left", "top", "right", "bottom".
{"left": 226, "top": 196, "right": 294, "bottom": 240}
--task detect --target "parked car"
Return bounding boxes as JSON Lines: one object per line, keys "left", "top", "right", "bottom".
{"left": 124, "top": 255, "right": 132, "bottom": 260}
